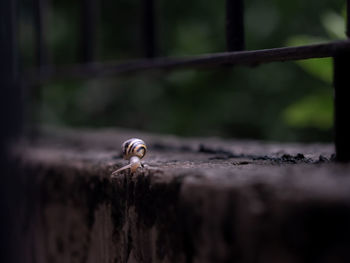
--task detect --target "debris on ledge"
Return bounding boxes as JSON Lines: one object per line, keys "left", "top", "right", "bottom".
{"left": 15, "top": 127, "right": 350, "bottom": 263}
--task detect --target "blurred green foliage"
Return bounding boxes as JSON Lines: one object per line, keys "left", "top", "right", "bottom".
{"left": 283, "top": 8, "right": 346, "bottom": 135}
{"left": 19, "top": 0, "right": 346, "bottom": 142}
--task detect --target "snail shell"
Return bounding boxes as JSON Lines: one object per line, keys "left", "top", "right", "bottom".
{"left": 122, "top": 138, "right": 147, "bottom": 160}
{"left": 111, "top": 138, "right": 147, "bottom": 177}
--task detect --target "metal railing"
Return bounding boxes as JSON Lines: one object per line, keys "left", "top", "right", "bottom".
{"left": 3, "top": 0, "right": 350, "bottom": 161}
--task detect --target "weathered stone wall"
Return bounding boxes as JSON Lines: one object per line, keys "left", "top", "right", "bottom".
{"left": 16, "top": 128, "right": 350, "bottom": 263}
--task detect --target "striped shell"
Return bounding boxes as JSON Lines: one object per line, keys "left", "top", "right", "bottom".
{"left": 122, "top": 138, "right": 147, "bottom": 160}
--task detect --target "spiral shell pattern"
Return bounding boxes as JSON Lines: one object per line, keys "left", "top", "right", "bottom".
{"left": 122, "top": 138, "right": 147, "bottom": 160}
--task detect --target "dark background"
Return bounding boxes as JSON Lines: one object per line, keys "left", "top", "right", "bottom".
{"left": 20, "top": 0, "right": 346, "bottom": 142}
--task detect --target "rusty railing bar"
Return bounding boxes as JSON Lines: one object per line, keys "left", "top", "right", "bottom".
{"left": 26, "top": 40, "right": 350, "bottom": 83}
{"left": 226, "top": 0, "right": 245, "bottom": 51}
{"left": 80, "top": 0, "right": 97, "bottom": 62}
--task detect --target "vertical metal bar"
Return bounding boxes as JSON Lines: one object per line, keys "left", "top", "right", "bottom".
{"left": 347, "top": 0, "right": 350, "bottom": 38}
{"left": 332, "top": 0, "right": 350, "bottom": 162}
{"left": 333, "top": 51, "right": 350, "bottom": 162}
{"left": 0, "top": 0, "right": 24, "bottom": 262}
{"left": 226, "top": 0, "right": 245, "bottom": 51}
{"left": 0, "top": 0, "right": 21, "bottom": 143}
{"left": 80, "top": 0, "right": 97, "bottom": 62}
{"left": 142, "top": 0, "right": 157, "bottom": 58}
{"left": 31, "top": 0, "right": 50, "bottom": 139}
{"left": 33, "top": 0, "right": 50, "bottom": 68}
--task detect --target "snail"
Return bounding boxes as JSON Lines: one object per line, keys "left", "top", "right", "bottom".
{"left": 111, "top": 138, "right": 147, "bottom": 177}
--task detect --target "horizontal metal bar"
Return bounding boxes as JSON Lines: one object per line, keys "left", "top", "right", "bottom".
{"left": 27, "top": 40, "right": 350, "bottom": 83}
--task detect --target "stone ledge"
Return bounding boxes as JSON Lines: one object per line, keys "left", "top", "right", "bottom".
{"left": 16, "top": 127, "right": 350, "bottom": 263}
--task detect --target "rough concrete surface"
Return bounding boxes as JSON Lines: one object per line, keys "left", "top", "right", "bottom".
{"left": 14, "top": 127, "right": 350, "bottom": 263}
